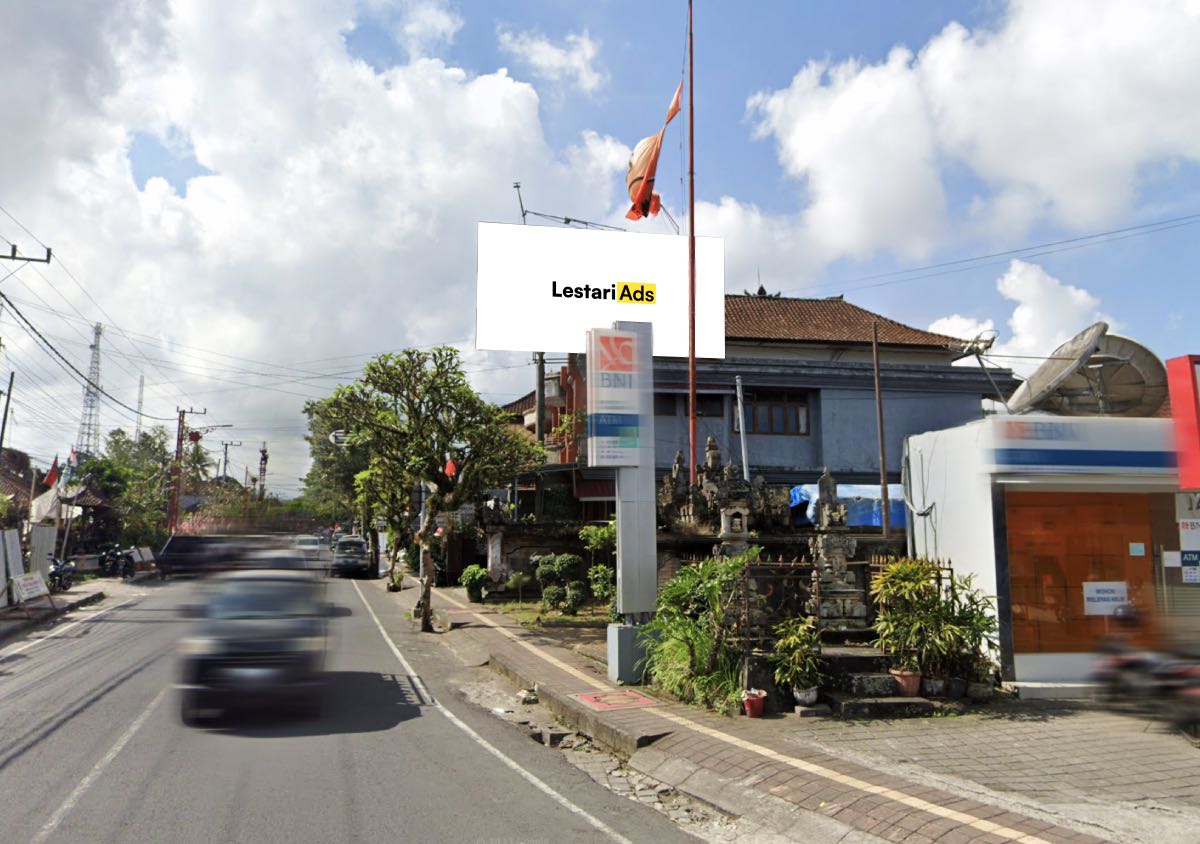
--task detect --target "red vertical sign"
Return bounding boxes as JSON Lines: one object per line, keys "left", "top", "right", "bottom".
{"left": 1167, "top": 355, "right": 1200, "bottom": 489}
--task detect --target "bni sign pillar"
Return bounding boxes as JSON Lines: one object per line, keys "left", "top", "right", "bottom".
{"left": 587, "top": 322, "right": 656, "bottom": 683}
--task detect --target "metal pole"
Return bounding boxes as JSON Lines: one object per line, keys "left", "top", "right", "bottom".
{"left": 871, "top": 322, "right": 891, "bottom": 538}
{"left": 735, "top": 375, "right": 750, "bottom": 482}
{"left": 0, "top": 371, "right": 13, "bottom": 454}
{"left": 687, "top": 0, "right": 697, "bottom": 486}
{"left": 535, "top": 352, "right": 545, "bottom": 519}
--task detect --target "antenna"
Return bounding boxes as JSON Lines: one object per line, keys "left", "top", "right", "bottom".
{"left": 1006, "top": 322, "right": 1167, "bottom": 417}
{"left": 134, "top": 374, "right": 144, "bottom": 440}
{"left": 510, "top": 182, "right": 626, "bottom": 232}
{"left": 74, "top": 323, "right": 103, "bottom": 458}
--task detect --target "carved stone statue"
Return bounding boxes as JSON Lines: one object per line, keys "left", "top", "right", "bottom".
{"left": 815, "top": 467, "right": 847, "bottom": 529}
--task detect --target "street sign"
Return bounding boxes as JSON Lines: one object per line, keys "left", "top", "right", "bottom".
{"left": 328, "top": 430, "right": 348, "bottom": 447}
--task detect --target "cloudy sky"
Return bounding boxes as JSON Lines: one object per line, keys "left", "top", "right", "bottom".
{"left": 0, "top": 0, "right": 1195, "bottom": 496}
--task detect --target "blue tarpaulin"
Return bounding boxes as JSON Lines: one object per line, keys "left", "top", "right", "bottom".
{"left": 789, "top": 483, "right": 906, "bottom": 529}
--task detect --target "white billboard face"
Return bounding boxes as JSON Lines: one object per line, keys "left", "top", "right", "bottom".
{"left": 476, "top": 222, "right": 725, "bottom": 358}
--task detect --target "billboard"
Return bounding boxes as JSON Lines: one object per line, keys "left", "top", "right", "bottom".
{"left": 987, "top": 415, "right": 1175, "bottom": 475}
{"left": 475, "top": 223, "right": 725, "bottom": 358}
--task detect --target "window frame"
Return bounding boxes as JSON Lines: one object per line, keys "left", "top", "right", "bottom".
{"left": 735, "top": 389, "right": 810, "bottom": 436}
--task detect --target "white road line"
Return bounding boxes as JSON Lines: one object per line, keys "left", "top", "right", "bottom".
{"left": 351, "top": 581, "right": 632, "bottom": 844}
{"left": 432, "top": 589, "right": 1055, "bottom": 844}
{"left": 1, "top": 597, "right": 138, "bottom": 658}
{"left": 32, "top": 686, "right": 168, "bottom": 844}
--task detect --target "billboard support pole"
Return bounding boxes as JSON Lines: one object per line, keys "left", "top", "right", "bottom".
{"left": 588, "top": 322, "right": 657, "bottom": 684}
{"left": 686, "top": 0, "right": 697, "bottom": 486}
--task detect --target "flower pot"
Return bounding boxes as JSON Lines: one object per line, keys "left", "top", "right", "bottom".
{"left": 742, "top": 690, "right": 767, "bottom": 718}
{"left": 920, "top": 677, "right": 946, "bottom": 698}
{"left": 945, "top": 677, "right": 967, "bottom": 699}
{"left": 889, "top": 668, "right": 922, "bottom": 697}
{"left": 793, "top": 686, "right": 819, "bottom": 707}
{"left": 466, "top": 588, "right": 483, "bottom": 603}
{"left": 967, "top": 681, "right": 994, "bottom": 703}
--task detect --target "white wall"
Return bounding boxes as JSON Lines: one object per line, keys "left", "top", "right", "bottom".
{"left": 905, "top": 421, "right": 998, "bottom": 600}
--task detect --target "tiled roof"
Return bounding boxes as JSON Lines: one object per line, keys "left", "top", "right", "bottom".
{"left": 725, "top": 294, "right": 965, "bottom": 348}
{"left": 501, "top": 391, "right": 536, "bottom": 415}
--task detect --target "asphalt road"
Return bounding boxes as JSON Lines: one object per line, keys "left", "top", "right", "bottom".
{"left": 0, "top": 570, "right": 694, "bottom": 844}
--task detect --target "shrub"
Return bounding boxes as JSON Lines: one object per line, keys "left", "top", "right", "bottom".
{"left": 563, "top": 580, "right": 589, "bottom": 615}
{"left": 541, "top": 584, "right": 565, "bottom": 612}
{"left": 460, "top": 564, "right": 489, "bottom": 602}
{"left": 588, "top": 563, "right": 616, "bottom": 606}
{"left": 638, "top": 547, "right": 759, "bottom": 715}
{"left": 770, "top": 616, "right": 824, "bottom": 690}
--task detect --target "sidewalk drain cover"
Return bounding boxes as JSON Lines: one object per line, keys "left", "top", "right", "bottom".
{"left": 573, "top": 690, "right": 658, "bottom": 711}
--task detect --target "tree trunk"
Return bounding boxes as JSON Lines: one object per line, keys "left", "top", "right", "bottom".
{"left": 420, "top": 541, "right": 435, "bottom": 632}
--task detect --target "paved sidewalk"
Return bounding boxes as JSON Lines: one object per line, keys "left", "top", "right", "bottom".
{"left": 393, "top": 580, "right": 1147, "bottom": 844}
{"left": 0, "top": 581, "right": 107, "bottom": 646}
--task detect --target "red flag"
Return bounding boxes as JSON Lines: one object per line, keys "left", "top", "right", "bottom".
{"left": 626, "top": 81, "right": 683, "bottom": 221}
{"left": 44, "top": 455, "right": 59, "bottom": 488}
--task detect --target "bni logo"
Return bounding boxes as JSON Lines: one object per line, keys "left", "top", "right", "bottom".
{"left": 597, "top": 335, "right": 634, "bottom": 372}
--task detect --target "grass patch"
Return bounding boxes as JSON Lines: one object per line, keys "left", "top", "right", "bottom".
{"left": 487, "top": 600, "right": 610, "bottom": 629}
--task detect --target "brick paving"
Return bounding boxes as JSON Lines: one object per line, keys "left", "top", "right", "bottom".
{"left": 405, "top": 584, "right": 1148, "bottom": 843}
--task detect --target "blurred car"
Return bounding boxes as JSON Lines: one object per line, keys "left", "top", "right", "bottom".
{"left": 292, "top": 535, "right": 322, "bottom": 564}
{"left": 159, "top": 534, "right": 294, "bottom": 577}
{"left": 177, "top": 570, "right": 329, "bottom": 724}
{"left": 330, "top": 535, "right": 371, "bottom": 578}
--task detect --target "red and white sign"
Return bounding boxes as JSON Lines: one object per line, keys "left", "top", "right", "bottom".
{"left": 1167, "top": 355, "right": 1200, "bottom": 489}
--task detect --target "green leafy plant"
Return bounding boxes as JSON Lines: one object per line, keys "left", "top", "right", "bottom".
{"left": 588, "top": 563, "right": 615, "bottom": 605}
{"left": 871, "top": 558, "right": 942, "bottom": 674}
{"left": 460, "top": 564, "right": 489, "bottom": 603}
{"left": 579, "top": 521, "right": 616, "bottom": 566}
{"left": 506, "top": 571, "right": 532, "bottom": 606}
{"left": 770, "top": 616, "right": 825, "bottom": 690}
{"left": 541, "top": 584, "right": 565, "bottom": 612}
{"left": 638, "top": 547, "right": 759, "bottom": 715}
{"left": 534, "top": 553, "right": 590, "bottom": 613}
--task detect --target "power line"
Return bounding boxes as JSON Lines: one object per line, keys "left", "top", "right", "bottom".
{"left": 0, "top": 291, "right": 174, "bottom": 422}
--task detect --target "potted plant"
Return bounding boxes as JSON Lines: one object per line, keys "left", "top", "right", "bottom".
{"left": 871, "top": 559, "right": 941, "bottom": 696}
{"left": 770, "top": 616, "right": 825, "bottom": 706}
{"left": 460, "top": 564, "right": 489, "bottom": 603}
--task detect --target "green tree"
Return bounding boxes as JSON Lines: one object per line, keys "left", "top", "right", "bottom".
{"left": 300, "top": 398, "right": 370, "bottom": 525}
{"left": 78, "top": 426, "right": 173, "bottom": 547}
{"left": 183, "top": 440, "right": 214, "bottom": 494}
{"left": 323, "top": 347, "right": 543, "bottom": 631}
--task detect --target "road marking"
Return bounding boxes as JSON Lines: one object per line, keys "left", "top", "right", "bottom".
{"left": 433, "top": 589, "right": 1056, "bottom": 844}
{"left": 0, "top": 597, "right": 138, "bottom": 658}
{"left": 32, "top": 686, "right": 167, "bottom": 844}
{"left": 351, "top": 581, "right": 632, "bottom": 844}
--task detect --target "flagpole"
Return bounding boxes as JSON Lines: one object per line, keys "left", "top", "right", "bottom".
{"left": 687, "top": 0, "right": 697, "bottom": 486}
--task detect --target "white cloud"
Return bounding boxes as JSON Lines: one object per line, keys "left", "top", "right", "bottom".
{"left": 497, "top": 28, "right": 607, "bottom": 94}
{"left": 745, "top": 0, "right": 1200, "bottom": 260}
{"left": 931, "top": 260, "right": 1113, "bottom": 377}
{"left": 392, "top": 0, "right": 463, "bottom": 59}
{"left": 748, "top": 47, "right": 946, "bottom": 262}
{"left": 928, "top": 314, "right": 995, "bottom": 343}
{"left": 0, "top": 1, "right": 613, "bottom": 488}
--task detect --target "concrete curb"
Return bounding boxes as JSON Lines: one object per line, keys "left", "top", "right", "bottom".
{"left": 489, "top": 645, "right": 670, "bottom": 757}
{"left": 0, "top": 589, "right": 107, "bottom": 647}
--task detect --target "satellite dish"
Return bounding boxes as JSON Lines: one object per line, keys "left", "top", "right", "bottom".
{"left": 1007, "top": 322, "right": 1168, "bottom": 417}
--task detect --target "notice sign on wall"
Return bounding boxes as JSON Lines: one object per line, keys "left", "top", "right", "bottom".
{"left": 1083, "top": 581, "right": 1129, "bottom": 615}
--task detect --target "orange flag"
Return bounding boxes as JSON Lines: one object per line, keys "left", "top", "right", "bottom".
{"left": 626, "top": 81, "right": 683, "bottom": 221}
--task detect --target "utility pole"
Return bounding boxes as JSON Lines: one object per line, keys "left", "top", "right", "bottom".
{"left": 0, "top": 371, "right": 13, "bottom": 455}
{"left": 219, "top": 440, "right": 242, "bottom": 481}
{"left": 871, "top": 322, "right": 891, "bottom": 539}
{"left": 258, "top": 442, "right": 268, "bottom": 501}
{"left": 168, "top": 407, "right": 206, "bottom": 535}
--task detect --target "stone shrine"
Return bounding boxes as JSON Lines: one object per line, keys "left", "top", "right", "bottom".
{"left": 806, "top": 469, "right": 869, "bottom": 629}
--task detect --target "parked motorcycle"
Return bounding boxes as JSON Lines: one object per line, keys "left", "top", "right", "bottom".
{"left": 99, "top": 544, "right": 138, "bottom": 579}
{"left": 47, "top": 555, "right": 76, "bottom": 592}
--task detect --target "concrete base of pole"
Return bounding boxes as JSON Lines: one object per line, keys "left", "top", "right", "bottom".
{"left": 607, "top": 623, "right": 646, "bottom": 685}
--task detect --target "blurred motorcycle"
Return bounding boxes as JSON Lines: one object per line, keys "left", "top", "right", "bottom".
{"left": 48, "top": 555, "right": 76, "bottom": 592}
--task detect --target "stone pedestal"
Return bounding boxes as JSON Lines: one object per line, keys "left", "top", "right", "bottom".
{"left": 607, "top": 623, "right": 646, "bottom": 685}
{"left": 808, "top": 529, "right": 869, "bottom": 630}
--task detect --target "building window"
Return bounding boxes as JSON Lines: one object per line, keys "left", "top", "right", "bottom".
{"left": 697, "top": 395, "right": 724, "bottom": 417}
{"left": 654, "top": 393, "right": 678, "bottom": 416}
{"left": 656, "top": 394, "right": 724, "bottom": 416}
{"left": 737, "top": 390, "right": 809, "bottom": 435}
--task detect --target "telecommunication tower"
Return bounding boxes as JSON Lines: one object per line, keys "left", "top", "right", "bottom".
{"left": 75, "top": 323, "right": 103, "bottom": 458}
